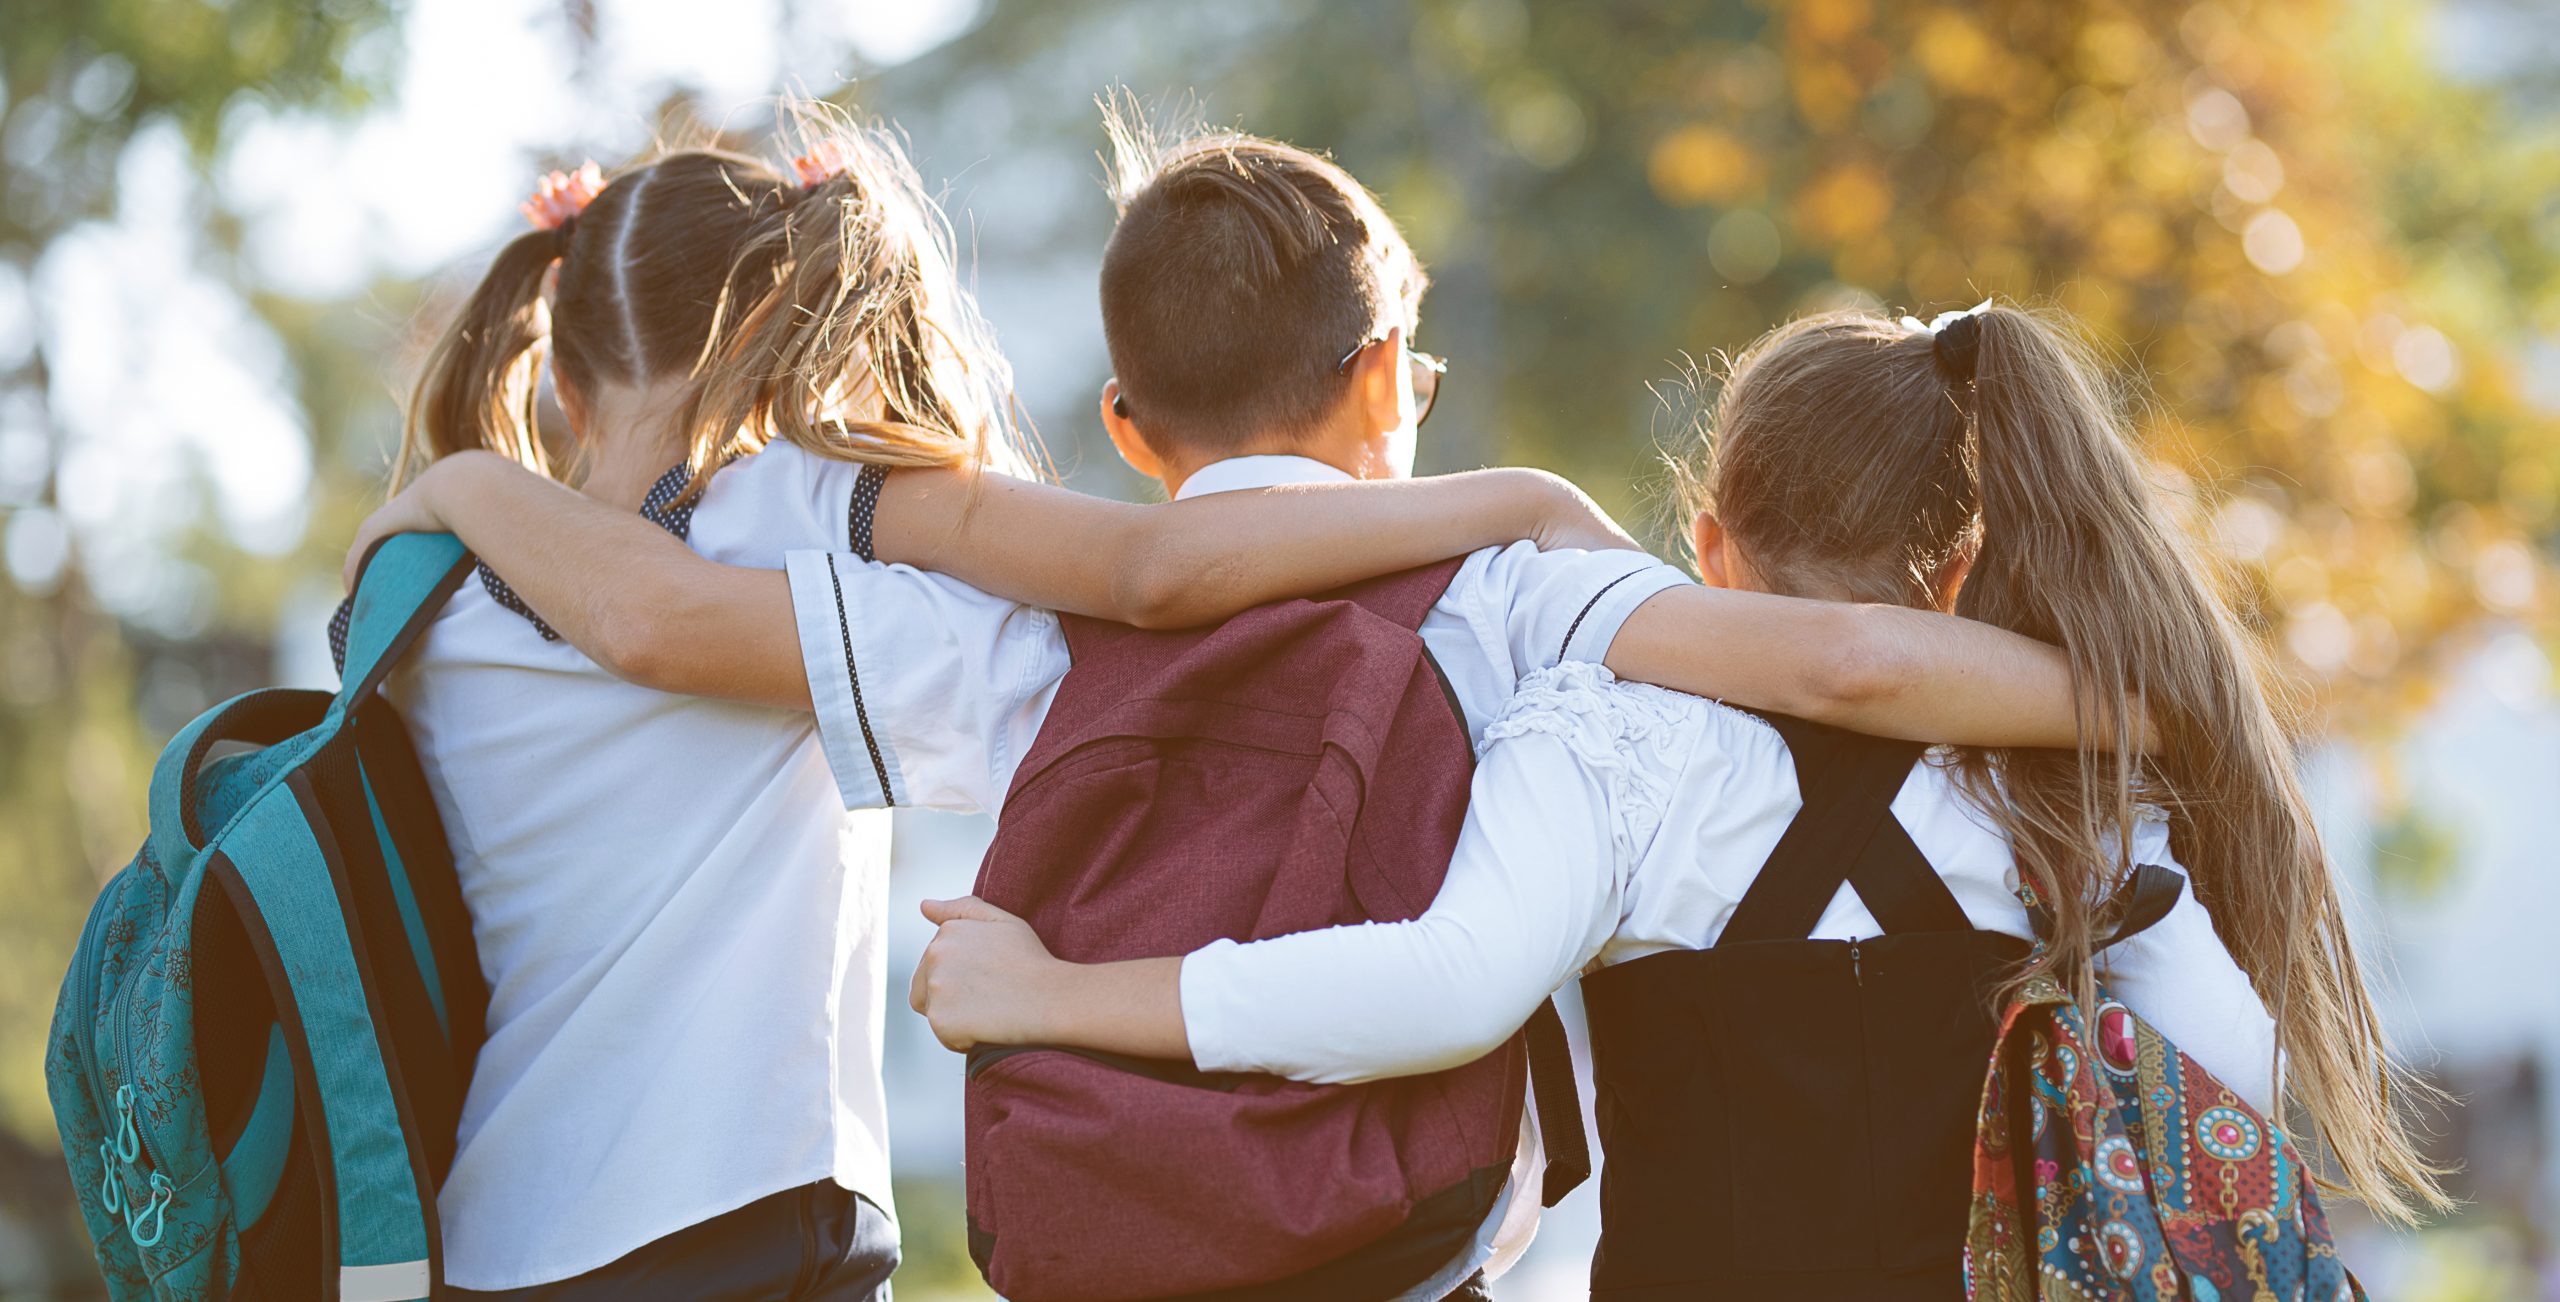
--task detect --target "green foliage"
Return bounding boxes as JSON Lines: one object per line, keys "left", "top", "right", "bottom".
{"left": 0, "top": 5, "right": 405, "bottom": 1277}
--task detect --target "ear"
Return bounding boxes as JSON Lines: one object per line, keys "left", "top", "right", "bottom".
{"left": 1100, "top": 379, "right": 1164, "bottom": 481}
{"left": 1692, "top": 511, "right": 1734, "bottom": 589}
{"left": 553, "top": 369, "right": 588, "bottom": 441}
{"left": 1349, "top": 326, "right": 1405, "bottom": 435}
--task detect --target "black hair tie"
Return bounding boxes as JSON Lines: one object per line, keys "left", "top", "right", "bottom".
{"left": 1933, "top": 313, "right": 1982, "bottom": 385}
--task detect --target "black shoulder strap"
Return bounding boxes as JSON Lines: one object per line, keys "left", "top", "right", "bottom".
{"left": 1721, "top": 714, "right": 1967, "bottom": 943}
{"left": 1525, "top": 1000, "right": 1590, "bottom": 1206}
{"left": 2029, "top": 861, "right": 2186, "bottom": 950}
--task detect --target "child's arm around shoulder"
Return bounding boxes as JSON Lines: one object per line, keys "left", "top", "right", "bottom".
{"left": 1598, "top": 584, "right": 2156, "bottom": 752}
{"left": 343, "top": 450, "right": 1635, "bottom": 709}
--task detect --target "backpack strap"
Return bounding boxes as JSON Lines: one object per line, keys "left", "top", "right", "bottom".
{"left": 1525, "top": 1000, "right": 1591, "bottom": 1206}
{"left": 1720, "top": 715, "right": 1959, "bottom": 944}
{"left": 2027, "top": 861, "right": 2186, "bottom": 951}
{"left": 333, "top": 533, "right": 475, "bottom": 720}
{"left": 211, "top": 781, "right": 439, "bottom": 1301}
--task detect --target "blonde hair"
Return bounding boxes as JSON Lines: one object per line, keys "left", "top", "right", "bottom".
{"left": 395, "top": 100, "right": 1030, "bottom": 501}
{"left": 1673, "top": 304, "right": 2450, "bottom": 1223}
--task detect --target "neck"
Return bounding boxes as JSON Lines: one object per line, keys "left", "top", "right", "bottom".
{"left": 571, "top": 379, "right": 697, "bottom": 510}
{"left": 1154, "top": 416, "right": 1386, "bottom": 498}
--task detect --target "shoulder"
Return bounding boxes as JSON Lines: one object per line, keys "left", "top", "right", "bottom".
{"left": 691, "top": 443, "right": 871, "bottom": 560}
{"left": 1452, "top": 541, "right": 1695, "bottom": 664}
{"left": 1487, "top": 664, "right": 1806, "bottom": 904}
{"left": 1490, "top": 660, "right": 1787, "bottom": 804}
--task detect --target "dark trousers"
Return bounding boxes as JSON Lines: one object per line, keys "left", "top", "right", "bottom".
{"left": 449, "top": 1180, "right": 898, "bottom": 1301}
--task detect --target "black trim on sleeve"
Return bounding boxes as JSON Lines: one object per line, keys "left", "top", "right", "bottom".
{"left": 849, "top": 464, "right": 888, "bottom": 561}
{"left": 824, "top": 554, "right": 897, "bottom": 807}
{"left": 1557, "top": 568, "right": 1646, "bottom": 664}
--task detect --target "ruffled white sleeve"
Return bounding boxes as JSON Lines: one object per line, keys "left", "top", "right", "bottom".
{"left": 1181, "top": 662, "right": 1687, "bottom": 1084}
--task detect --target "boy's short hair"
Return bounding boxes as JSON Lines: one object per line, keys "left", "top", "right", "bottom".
{"left": 1100, "top": 113, "right": 1426, "bottom": 458}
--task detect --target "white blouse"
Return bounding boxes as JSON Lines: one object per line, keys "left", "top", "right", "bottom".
{"left": 1181, "top": 660, "right": 2280, "bottom": 1114}
{"left": 389, "top": 443, "right": 895, "bottom": 1290}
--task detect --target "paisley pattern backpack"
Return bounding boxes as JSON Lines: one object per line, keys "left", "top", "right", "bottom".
{"left": 1964, "top": 865, "right": 2363, "bottom": 1301}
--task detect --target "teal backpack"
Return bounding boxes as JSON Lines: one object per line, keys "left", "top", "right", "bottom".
{"left": 47, "top": 534, "right": 484, "bottom": 1301}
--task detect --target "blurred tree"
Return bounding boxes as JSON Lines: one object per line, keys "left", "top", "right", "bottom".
{"left": 880, "top": 0, "right": 2557, "bottom": 722}
{"left": 0, "top": 0, "right": 401, "bottom": 1282}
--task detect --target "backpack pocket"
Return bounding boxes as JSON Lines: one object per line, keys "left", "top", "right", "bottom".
{"left": 1707, "top": 940, "right": 1881, "bottom": 1276}
{"left": 965, "top": 1047, "right": 1487, "bottom": 1302}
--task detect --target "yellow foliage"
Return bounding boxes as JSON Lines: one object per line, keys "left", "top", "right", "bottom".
{"left": 1648, "top": 125, "right": 1765, "bottom": 207}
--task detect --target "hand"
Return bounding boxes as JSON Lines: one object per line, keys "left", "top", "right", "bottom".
{"left": 1525, "top": 471, "right": 1642, "bottom": 554}
{"left": 342, "top": 462, "right": 459, "bottom": 591}
{"left": 909, "top": 896, "right": 1061, "bottom": 1052}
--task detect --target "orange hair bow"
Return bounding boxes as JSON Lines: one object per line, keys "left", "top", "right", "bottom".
{"left": 521, "top": 161, "right": 605, "bottom": 231}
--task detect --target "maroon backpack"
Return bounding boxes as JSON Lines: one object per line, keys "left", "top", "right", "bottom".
{"left": 962, "top": 559, "right": 1586, "bottom": 1302}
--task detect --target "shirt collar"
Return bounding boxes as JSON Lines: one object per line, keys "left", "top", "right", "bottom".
{"left": 1171, "top": 454, "right": 1356, "bottom": 501}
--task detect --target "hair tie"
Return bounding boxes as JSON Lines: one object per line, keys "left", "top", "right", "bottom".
{"left": 521, "top": 161, "right": 605, "bottom": 236}
{"left": 1933, "top": 313, "right": 1983, "bottom": 385}
{"left": 788, "top": 139, "right": 855, "bottom": 189}
{"left": 1899, "top": 298, "right": 1992, "bottom": 386}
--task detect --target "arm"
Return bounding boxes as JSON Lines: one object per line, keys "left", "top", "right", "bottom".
{"left": 1600, "top": 585, "right": 2153, "bottom": 751}
{"left": 874, "top": 464, "right": 1638, "bottom": 628}
{"left": 911, "top": 727, "right": 1622, "bottom": 1082}
{"left": 345, "top": 451, "right": 1633, "bottom": 709}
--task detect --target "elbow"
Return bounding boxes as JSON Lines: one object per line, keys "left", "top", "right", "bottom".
{"left": 586, "top": 600, "right": 680, "bottom": 691}
{"left": 1799, "top": 610, "right": 1914, "bottom": 716}
{"left": 1112, "top": 538, "right": 1203, "bottom": 630}
{"left": 1395, "top": 988, "right": 1557, "bottom": 1077}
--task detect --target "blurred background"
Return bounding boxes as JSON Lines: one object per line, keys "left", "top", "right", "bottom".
{"left": 2, "top": 0, "right": 2556, "bottom": 1296}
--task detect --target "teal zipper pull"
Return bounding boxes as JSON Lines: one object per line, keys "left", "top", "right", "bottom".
{"left": 112, "top": 1084, "right": 141, "bottom": 1164}
{"left": 98, "top": 1140, "right": 125, "bottom": 1215}
{"left": 126, "top": 1172, "right": 171, "bottom": 1248}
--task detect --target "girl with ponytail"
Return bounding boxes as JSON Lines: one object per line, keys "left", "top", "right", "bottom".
{"left": 906, "top": 301, "right": 2447, "bottom": 1295}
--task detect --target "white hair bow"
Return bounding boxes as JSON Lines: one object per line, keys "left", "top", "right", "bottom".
{"left": 1898, "top": 298, "right": 1994, "bottom": 334}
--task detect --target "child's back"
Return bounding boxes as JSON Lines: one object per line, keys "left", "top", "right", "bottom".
{"left": 389, "top": 444, "right": 892, "bottom": 1291}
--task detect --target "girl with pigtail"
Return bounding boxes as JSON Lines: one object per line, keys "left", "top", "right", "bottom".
{"left": 907, "top": 303, "right": 2449, "bottom": 1296}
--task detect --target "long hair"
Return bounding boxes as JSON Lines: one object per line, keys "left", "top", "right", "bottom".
{"left": 1672, "top": 304, "right": 2449, "bottom": 1222}
{"left": 394, "top": 100, "right": 1028, "bottom": 501}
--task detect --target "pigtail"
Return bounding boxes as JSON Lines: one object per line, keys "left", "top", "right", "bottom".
{"left": 394, "top": 226, "right": 569, "bottom": 490}
{"left": 1954, "top": 305, "right": 2450, "bottom": 1222}
{"left": 681, "top": 114, "right": 1029, "bottom": 503}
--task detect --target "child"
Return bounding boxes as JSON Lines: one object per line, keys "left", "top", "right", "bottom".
{"left": 909, "top": 305, "right": 2453, "bottom": 1296}
{"left": 357, "top": 120, "right": 2136, "bottom": 1298}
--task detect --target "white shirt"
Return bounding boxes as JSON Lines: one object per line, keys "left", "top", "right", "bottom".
{"left": 1182, "top": 661, "right": 2280, "bottom": 1119}
{"left": 387, "top": 443, "right": 896, "bottom": 1290}
{"left": 780, "top": 454, "right": 1693, "bottom": 1298}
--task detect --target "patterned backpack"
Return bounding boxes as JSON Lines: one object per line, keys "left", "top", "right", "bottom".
{"left": 1965, "top": 865, "right": 2363, "bottom": 1300}
{"left": 46, "top": 534, "right": 483, "bottom": 1301}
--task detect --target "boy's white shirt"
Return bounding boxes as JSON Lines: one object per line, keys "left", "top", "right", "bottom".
{"left": 781, "top": 453, "right": 1693, "bottom": 1297}
{"left": 386, "top": 442, "right": 896, "bottom": 1290}
{"left": 1179, "top": 661, "right": 2281, "bottom": 1113}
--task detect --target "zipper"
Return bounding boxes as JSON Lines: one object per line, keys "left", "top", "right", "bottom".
{"left": 74, "top": 871, "right": 174, "bottom": 1249}
{"left": 1848, "top": 938, "right": 1864, "bottom": 986}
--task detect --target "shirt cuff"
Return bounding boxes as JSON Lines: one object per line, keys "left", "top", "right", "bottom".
{"left": 1557, "top": 562, "right": 1692, "bottom": 665}
{"left": 784, "top": 550, "right": 906, "bottom": 809}
{"left": 1175, "top": 938, "right": 1258, "bottom": 1074}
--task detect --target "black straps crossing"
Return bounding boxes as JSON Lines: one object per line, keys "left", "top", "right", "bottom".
{"left": 1721, "top": 715, "right": 1967, "bottom": 945}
